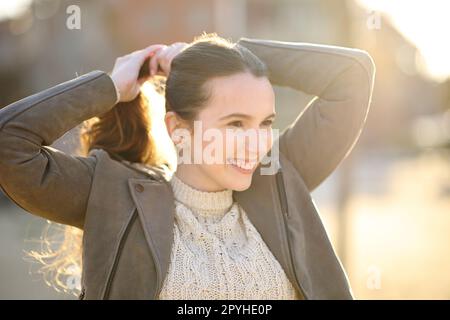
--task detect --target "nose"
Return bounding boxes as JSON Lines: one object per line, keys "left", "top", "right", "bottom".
{"left": 234, "top": 127, "right": 271, "bottom": 161}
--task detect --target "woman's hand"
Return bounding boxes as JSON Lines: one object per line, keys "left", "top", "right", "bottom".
{"left": 110, "top": 44, "right": 165, "bottom": 102}
{"left": 111, "top": 42, "right": 188, "bottom": 103}
{"left": 148, "top": 42, "right": 189, "bottom": 77}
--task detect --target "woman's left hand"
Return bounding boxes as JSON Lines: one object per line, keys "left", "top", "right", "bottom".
{"left": 148, "top": 42, "right": 189, "bottom": 77}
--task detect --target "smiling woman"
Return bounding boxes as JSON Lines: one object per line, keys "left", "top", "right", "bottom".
{"left": 166, "top": 71, "right": 276, "bottom": 192}
{"left": 0, "top": 31, "right": 375, "bottom": 299}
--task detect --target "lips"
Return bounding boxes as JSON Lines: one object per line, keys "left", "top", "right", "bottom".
{"left": 226, "top": 158, "right": 258, "bottom": 174}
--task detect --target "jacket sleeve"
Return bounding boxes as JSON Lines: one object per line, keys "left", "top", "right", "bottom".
{"left": 0, "top": 70, "right": 118, "bottom": 229}
{"left": 237, "top": 37, "right": 376, "bottom": 192}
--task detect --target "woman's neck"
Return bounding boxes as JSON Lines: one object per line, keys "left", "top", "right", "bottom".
{"left": 170, "top": 166, "right": 233, "bottom": 218}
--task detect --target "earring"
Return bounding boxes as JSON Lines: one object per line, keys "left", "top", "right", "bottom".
{"left": 175, "top": 137, "right": 184, "bottom": 151}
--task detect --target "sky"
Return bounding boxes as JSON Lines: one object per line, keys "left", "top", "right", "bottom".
{"left": 357, "top": 0, "right": 450, "bottom": 82}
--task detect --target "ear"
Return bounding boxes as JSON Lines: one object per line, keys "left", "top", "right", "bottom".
{"left": 164, "top": 111, "right": 190, "bottom": 144}
{"left": 164, "top": 111, "right": 177, "bottom": 139}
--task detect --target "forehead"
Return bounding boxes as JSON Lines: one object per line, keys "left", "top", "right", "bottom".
{"left": 198, "top": 72, "right": 275, "bottom": 120}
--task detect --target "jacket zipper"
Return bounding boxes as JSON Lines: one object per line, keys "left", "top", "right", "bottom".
{"left": 153, "top": 265, "right": 163, "bottom": 299}
{"left": 275, "top": 169, "right": 308, "bottom": 300}
{"left": 78, "top": 287, "right": 85, "bottom": 300}
{"left": 152, "top": 237, "right": 163, "bottom": 300}
{"left": 103, "top": 209, "right": 138, "bottom": 299}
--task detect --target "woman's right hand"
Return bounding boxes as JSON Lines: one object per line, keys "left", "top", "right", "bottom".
{"left": 110, "top": 44, "right": 165, "bottom": 103}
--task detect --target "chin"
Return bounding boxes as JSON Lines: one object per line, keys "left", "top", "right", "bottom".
{"left": 231, "top": 181, "right": 252, "bottom": 192}
{"left": 224, "top": 170, "right": 253, "bottom": 191}
{"left": 221, "top": 160, "right": 260, "bottom": 191}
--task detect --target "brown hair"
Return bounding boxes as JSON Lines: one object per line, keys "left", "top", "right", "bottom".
{"left": 81, "top": 93, "right": 155, "bottom": 164}
{"left": 28, "top": 32, "right": 268, "bottom": 296}
{"left": 165, "top": 33, "right": 268, "bottom": 122}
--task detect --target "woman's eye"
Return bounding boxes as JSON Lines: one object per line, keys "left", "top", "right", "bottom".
{"left": 228, "top": 121, "right": 243, "bottom": 128}
{"left": 261, "top": 120, "right": 273, "bottom": 127}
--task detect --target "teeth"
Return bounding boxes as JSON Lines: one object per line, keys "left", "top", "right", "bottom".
{"left": 227, "top": 159, "right": 257, "bottom": 170}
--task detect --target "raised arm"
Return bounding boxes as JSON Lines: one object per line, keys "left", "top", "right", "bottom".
{"left": 0, "top": 71, "right": 118, "bottom": 229}
{"left": 0, "top": 44, "right": 166, "bottom": 229}
{"left": 237, "top": 37, "right": 375, "bottom": 192}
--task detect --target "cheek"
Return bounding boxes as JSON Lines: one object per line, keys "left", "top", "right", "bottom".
{"left": 263, "top": 129, "right": 273, "bottom": 152}
{"left": 200, "top": 128, "right": 228, "bottom": 164}
{"left": 223, "top": 133, "right": 234, "bottom": 160}
{"left": 255, "top": 129, "right": 273, "bottom": 161}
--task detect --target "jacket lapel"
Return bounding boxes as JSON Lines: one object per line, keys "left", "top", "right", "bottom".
{"left": 127, "top": 177, "right": 175, "bottom": 296}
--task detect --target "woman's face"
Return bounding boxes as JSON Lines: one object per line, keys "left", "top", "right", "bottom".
{"left": 168, "top": 72, "right": 276, "bottom": 192}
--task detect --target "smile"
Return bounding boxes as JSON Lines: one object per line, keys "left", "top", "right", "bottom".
{"left": 226, "top": 158, "right": 258, "bottom": 174}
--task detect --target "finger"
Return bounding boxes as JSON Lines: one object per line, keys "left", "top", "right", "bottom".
{"left": 161, "top": 46, "right": 179, "bottom": 71}
{"left": 149, "top": 51, "right": 160, "bottom": 76}
{"left": 161, "top": 52, "right": 177, "bottom": 75}
{"left": 135, "top": 44, "right": 165, "bottom": 65}
{"left": 141, "top": 44, "right": 165, "bottom": 57}
{"left": 166, "top": 49, "right": 179, "bottom": 66}
{"left": 164, "top": 46, "right": 178, "bottom": 60}
{"left": 157, "top": 47, "right": 173, "bottom": 72}
{"left": 164, "top": 44, "right": 186, "bottom": 71}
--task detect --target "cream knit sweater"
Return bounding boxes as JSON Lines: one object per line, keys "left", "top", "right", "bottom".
{"left": 158, "top": 173, "right": 301, "bottom": 300}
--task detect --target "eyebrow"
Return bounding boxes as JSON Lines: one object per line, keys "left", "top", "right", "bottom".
{"left": 219, "top": 112, "right": 276, "bottom": 121}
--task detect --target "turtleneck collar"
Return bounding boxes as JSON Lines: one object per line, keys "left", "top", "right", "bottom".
{"left": 169, "top": 173, "right": 234, "bottom": 218}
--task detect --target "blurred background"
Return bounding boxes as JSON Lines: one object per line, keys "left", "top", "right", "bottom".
{"left": 0, "top": 0, "right": 449, "bottom": 299}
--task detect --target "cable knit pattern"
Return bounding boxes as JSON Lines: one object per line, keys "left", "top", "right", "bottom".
{"left": 158, "top": 173, "right": 301, "bottom": 300}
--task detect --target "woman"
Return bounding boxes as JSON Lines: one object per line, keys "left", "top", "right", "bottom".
{"left": 0, "top": 33, "right": 375, "bottom": 300}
